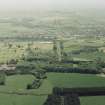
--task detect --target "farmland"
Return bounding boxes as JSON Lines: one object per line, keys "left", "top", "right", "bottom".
{"left": 0, "top": 35, "right": 105, "bottom": 104}
{"left": 47, "top": 73, "right": 105, "bottom": 88}
{"left": 80, "top": 96, "right": 105, "bottom": 105}
{"left": 0, "top": 36, "right": 105, "bottom": 105}
{"left": 0, "top": 73, "right": 105, "bottom": 105}
{"left": 0, "top": 75, "right": 52, "bottom": 105}
{"left": 0, "top": 10, "right": 105, "bottom": 105}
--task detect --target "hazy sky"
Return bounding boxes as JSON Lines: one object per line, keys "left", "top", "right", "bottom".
{"left": 0, "top": 0, "right": 105, "bottom": 11}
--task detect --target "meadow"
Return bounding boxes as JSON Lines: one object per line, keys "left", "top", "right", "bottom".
{"left": 80, "top": 96, "right": 105, "bottom": 105}
{"left": 0, "top": 73, "right": 105, "bottom": 105}
{"left": 47, "top": 73, "right": 105, "bottom": 88}
{"left": 0, "top": 75, "right": 52, "bottom": 105}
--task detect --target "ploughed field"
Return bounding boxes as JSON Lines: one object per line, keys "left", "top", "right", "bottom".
{"left": 0, "top": 73, "right": 105, "bottom": 105}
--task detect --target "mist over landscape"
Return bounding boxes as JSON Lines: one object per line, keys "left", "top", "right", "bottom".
{"left": 0, "top": 1, "right": 105, "bottom": 105}
{"left": 0, "top": 0, "right": 105, "bottom": 11}
{"left": 0, "top": 0, "right": 104, "bottom": 41}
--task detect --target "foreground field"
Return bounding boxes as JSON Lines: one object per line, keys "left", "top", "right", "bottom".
{"left": 0, "top": 94, "right": 46, "bottom": 105}
{"left": 0, "top": 73, "right": 105, "bottom": 105}
{"left": 0, "top": 75, "right": 52, "bottom": 105}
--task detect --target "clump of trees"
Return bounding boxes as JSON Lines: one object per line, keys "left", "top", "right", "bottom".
{"left": 7, "top": 59, "right": 18, "bottom": 65}
{"left": 16, "top": 44, "right": 48, "bottom": 89}
{"left": 0, "top": 71, "right": 6, "bottom": 85}
{"left": 53, "top": 37, "right": 64, "bottom": 62}
{"left": 45, "top": 66, "right": 101, "bottom": 74}
{"left": 33, "top": 65, "right": 47, "bottom": 79}
{"left": 27, "top": 79, "right": 43, "bottom": 89}
{"left": 16, "top": 61, "right": 35, "bottom": 72}
{"left": 43, "top": 95, "right": 61, "bottom": 105}
{"left": 8, "top": 43, "right": 13, "bottom": 49}
{"left": 71, "top": 46, "right": 98, "bottom": 55}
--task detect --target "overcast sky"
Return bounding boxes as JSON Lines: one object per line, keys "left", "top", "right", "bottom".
{"left": 0, "top": 0, "right": 105, "bottom": 11}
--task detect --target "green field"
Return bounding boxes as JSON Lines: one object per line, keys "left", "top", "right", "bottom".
{"left": 47, "top": 73, "right": 105, "bottom": 105}
{"left": 47, "top": 73, "right": 105, "bottom": 88}
{"left": 80, "top": 96, "right": 105, "bottom": 105}
{"left": 0, "top": 75, "right": 52, "bottom": 105}
{"left": 48, "top": 73, "right": 105, "bottom": 105}
{"left": 0, "top": 74, "right": 105, "bottom": 105}
{"left": 0, "top": 94, "right": 46, "bottom": 105}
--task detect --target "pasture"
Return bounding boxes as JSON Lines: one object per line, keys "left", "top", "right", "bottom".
{"left": 0, "top": 75, "right": 52, "bottom": 105}
{"left": 47, "top": 73, "right": 105, "bottom": 88}
{"left": 0, "top": 73, "right": 105, "bottom": 105}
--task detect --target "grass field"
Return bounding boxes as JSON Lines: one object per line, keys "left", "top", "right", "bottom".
{"left": 47, "top": 73, "right": 105, "bottom": 105}
{"left": 0, "top": 73, "right": 105, "bottom": 105}
{"left": 0, "top": 75, "right": 52, "bottom": 94}
{"left": 0, "top": 94, "right": 46, "bottom": 105}
{"left": 80, "top": 96, "right": 105, "bottom": 105}
{"left": 0, "top": 75, "right": 52, "bottom": 105}
{"left": 47, "top": 73, "right": 105, "bottom": 88}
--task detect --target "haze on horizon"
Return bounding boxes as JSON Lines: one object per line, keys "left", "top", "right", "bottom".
{"left": 0, "top": 0, "right": 105, "bottom": 12}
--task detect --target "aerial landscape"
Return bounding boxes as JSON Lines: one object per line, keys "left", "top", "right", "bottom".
{"left": 0, "top": 0, "right": 105, "bottom": 105}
